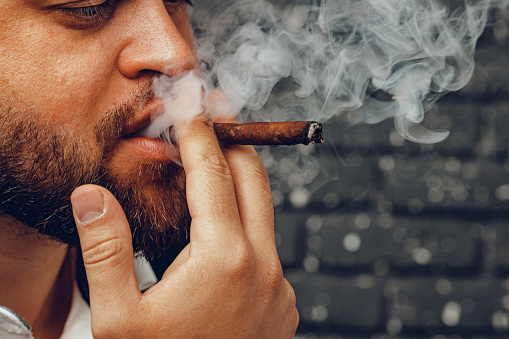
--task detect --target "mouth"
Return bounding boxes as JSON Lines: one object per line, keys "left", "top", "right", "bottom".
{"left": 121, "top": 104, "right": 164, "bottom": 138}
{"left": 121, "top": 105, "right": 181, "bottom": 164}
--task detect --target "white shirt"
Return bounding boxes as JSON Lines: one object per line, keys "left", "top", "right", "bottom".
{"left": 0, "top": 283, "right": 93, "bottom": 339}
{"left": 0, "top": 256, "right": 157, "bottom": 339}
{"left": 59, "top": 283, "right": 93, "bottom": 339}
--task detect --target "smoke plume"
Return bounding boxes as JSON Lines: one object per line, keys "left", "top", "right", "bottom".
{"left": 142, "top": 0, "right": 508, "bottom": 164}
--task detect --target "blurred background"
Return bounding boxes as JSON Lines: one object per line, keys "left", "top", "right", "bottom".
{"left": 265, "top": 7, "right": 509, "bottom": 339}
{"left": 148, "top": 2, "right": 509, "bottom": 338}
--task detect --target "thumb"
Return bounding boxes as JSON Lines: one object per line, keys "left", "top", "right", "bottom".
{"left": 71, "top": 185, "right": 141, "bottom": 311}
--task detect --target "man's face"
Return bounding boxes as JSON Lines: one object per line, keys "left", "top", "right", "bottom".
{"left": 0, "top": 0, "right": 197, "bottom": 258}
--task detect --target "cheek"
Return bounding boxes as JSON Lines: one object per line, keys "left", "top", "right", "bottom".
{"left": 0, "top": 35, "right": 115, "bottom": 132}
{"left": 50, "top": 44, "right": 112, "bottom": 111}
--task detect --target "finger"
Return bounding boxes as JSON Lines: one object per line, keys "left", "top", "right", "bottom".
{"left": 178, "top": 114, "right": 244, "bottom": 245}
{"left": 71, "top": 185, "right": 141, "bottom": 312}
{"left": 217, "top": 116, "right": 277, "bottom": 256}
{"left": 281, "top": 279, "right": 300, "bottom": 337}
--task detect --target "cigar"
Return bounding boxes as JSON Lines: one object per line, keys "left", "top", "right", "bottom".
{"left": 213, "top": 121, "right": 323, "bottom": 146}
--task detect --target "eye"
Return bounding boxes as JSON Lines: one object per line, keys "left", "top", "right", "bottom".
{"left": 54, "top": 0, "right": 193, "bottom": 29}
{"left": 55, "top": 0, "right": 116, "bottom": 28}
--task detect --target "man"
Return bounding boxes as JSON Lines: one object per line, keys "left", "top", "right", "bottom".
{"left": 0, "top": 0, "right": 299, "bottom": 338}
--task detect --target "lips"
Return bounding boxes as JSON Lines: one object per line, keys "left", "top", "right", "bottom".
{"left": 122, "top": 105, "right": 165, "bottom": 138}
{"left": 121, "top": 104, "right": 181, "bottom": 164}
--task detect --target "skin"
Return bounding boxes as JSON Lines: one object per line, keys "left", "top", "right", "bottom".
{"left": 0, "top": 0, "right": 299, "bottom": 338}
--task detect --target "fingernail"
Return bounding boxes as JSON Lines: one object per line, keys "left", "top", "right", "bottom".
{"left": 71, "top": 190, "right": 105, "bottom": 224}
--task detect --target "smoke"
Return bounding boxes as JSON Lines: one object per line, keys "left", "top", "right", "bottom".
{"left": 143, "top": 0, "right": 508, "bottom": 163}
{"left": 138, "top": 71, "right": 203, "bottom": 145}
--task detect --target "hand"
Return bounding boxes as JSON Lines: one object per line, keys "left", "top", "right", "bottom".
{"left": 70, "top": 115, "right": 299, "bottom": 338}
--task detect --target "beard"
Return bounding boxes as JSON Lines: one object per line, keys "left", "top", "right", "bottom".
{"left": 0, "top": 90, "right": 191, "bottom": 260}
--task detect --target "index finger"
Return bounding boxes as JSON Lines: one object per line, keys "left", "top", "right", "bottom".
{"left": 178, "top": 115, "right": 244, "bottom": 245}
{"left": 218, "top": 117, "right": 278, "bottom": 258}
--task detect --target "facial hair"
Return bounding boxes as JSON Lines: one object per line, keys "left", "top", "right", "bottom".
{"left": 0, "top": 91, "right": 191, "bottom": 260}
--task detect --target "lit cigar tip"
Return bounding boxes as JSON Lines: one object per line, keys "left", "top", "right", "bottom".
{"left": 308, "top": 122, "right": 324, "bottom": 144}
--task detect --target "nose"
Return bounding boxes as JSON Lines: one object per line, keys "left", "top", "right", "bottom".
{"left": 117, "top": 2, "right": 197, "bottom": 79}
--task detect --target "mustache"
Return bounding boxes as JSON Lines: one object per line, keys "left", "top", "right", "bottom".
{"left": 94, "top": 85, "right": 156, "bottom": 155}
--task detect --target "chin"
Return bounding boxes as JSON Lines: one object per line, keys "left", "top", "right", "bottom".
{"left": 106, "top": 161, "right": 190, "bottom": 259}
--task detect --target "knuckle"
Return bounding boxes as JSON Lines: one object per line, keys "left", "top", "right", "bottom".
{"left": 81, "top": 236, "right": 126, "bottom": 267}
{"left": 198, "top": 152, "right": 231, "bottom": 178}
{"left": 282, "top": 281, "right": 299, "bottom": 338}
{"left": 265, "top": 259, "right": 284, "bottom": 286}
{"left": 249, "top": 158, "right": 270, "bottom": 183}
{"left": 252, "top": 165, "right": 273, "bottom": 196}
{"left": 284, "top": 279, "right": 297, "bottom": 308}
{"left": 291, "top": 308, "right": 300, "bottom": 333}
{"left": 225, "top": 242, "right": 254, "bottom": 279}
{"left": 247, "top": 159, "right": 274, "bottom": 208}
{"left": 286, "top": 286, "right": 300, "bottom": 334}
{"left": 244, "top": 157, "right": 271, "bottom": 190}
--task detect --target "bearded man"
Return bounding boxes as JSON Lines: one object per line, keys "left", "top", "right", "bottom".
{"left": 0, "top": 0, "right": 299, "bottom": 337}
